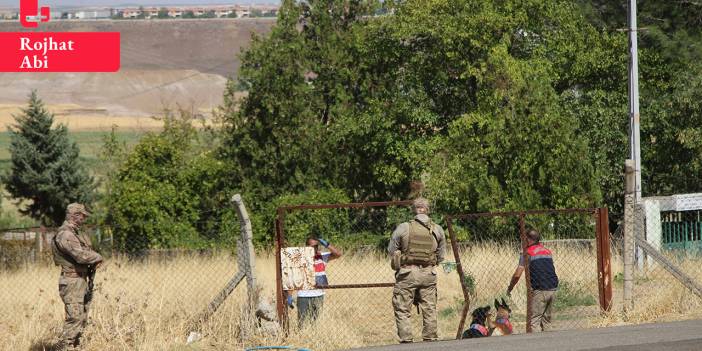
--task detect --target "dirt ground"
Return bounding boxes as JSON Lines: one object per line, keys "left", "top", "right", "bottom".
{"left": 0, "top": 19, "right": 273, "bottom": 126}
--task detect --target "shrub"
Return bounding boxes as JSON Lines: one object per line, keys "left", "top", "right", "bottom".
{"left": 105, "top": 112, "right": 234, "bottom": 254}
{"left": 252, "top": 188, "right": 351, "bottom": 248}
{"left": 554, "top": 281, "right": 596, "bottom": 310}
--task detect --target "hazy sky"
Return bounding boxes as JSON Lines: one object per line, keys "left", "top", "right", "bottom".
{"left": 0, "top": 0, "right": 278, "bottom": 7}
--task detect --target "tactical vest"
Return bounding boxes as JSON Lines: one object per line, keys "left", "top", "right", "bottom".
{"left": 401, "top": 220, "right": 437, "bottom": 266}
{"left": 52, "top": 227, "right": 87, "bottom": 273}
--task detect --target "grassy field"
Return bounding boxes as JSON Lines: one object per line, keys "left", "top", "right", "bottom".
{"left": 0, "top": 130, "right": 147, "bottom": 163}
{"left": 0, "top": 102, "right": 161, "bottom": 167}
{"left": 2, "top": 244, "right": 700, "bottom": 351}
{"left": 0, "top": 128, "right": 149, "bottom": 227}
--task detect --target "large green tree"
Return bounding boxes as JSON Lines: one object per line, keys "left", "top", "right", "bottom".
{"left": 220, "top": 0, "right": 384, "bottom": 210}
{"left": 105, "top": 112, "right": 234, "bottom": 253}
{"left": 106, "top": 0, "right": 702, "bottom": 244}
{"left": 384, "top": 0, "right": 610, "bottom": 213}
{"left": 220, "top": 0, "right": 616, "bottom": 231}
{"left": 2, "top": 91, "right": 94, "bottom": 226}
{"left": 569, "top": 0, "right": 702, "bottom": 220}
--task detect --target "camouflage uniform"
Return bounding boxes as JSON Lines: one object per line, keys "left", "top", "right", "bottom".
{"left": 388, "top": 198, "right": 446, "bottom": 343}
{"left": 51, "top": 203, "right": 102, "bottom": 349}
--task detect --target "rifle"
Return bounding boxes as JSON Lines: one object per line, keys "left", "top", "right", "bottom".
{"left": 85, "top": 264, "right": 97, "bottom": 308}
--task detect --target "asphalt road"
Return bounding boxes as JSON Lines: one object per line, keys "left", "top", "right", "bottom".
{"left": 352, "top": 319, "right": 702, "bottom": 351}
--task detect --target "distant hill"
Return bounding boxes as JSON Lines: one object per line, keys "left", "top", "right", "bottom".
{"left": 0, "top": 1, "right": 279, "bottom": 7}
{"left": 0, "top": 18, "right": 274, "bottom": 116}
{"left": 0, "top": 18, "right": 274, "bottom": 76}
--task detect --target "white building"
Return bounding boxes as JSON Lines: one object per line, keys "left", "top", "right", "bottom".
{"left": 74, "top": 10, "right": 112, "bottom": 19}
{"left": 168, "top": 8, "right": 183, "bottom": 18}
{"left": 122, "top": 8, "right": 142, "bottom": 18}
{"left": 235, "top": 8, "right": 250, "bottom": 18}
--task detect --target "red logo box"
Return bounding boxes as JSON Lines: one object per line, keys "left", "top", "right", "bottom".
{"left": 0, "top": 32, "right": 121, "bottom": 72}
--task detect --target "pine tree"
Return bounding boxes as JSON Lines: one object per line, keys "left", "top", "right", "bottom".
{"left": 2, "top": 91, "right": 95, "bottom": 226}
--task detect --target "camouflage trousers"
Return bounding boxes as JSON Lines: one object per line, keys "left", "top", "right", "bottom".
{"left": 58, "top": 275, "right": 89, "bottom": 347}
{"left": 392, "top": 266, "right": 438, "bottom": 343}
{"left": 530, "top": 289, "right": 556, "bottom": 332}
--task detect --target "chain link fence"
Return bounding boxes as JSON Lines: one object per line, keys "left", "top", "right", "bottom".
{"left": 445, "top": 208, "right": 612, "bottom": 337}
{"left": 275, "top": 201, "right": 410, "bottom": 349}
{"left": 0, "top": 198, "right": 267, "bottom": 351}
{"left": 623, "top": 192, "right": 702, "bottom": 323}
{"left": 18, "top": 191, "right": 702, "bottom": 350}
{"left": 274, "top": 203, "right": 614, "bottom": 349}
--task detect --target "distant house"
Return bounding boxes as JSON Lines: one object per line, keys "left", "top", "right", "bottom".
{"left": 235, "top": 8, "right": 250, "bottom": 18}
{"left": 122, "top": 8, "right": 142, "bottom": 19}
{"left": 168, "top": 8, "right": 183, "bottom": 18}
{"left": 0, "top": 11, "right": 14, "bottom": 19}
{"left": 214, "top": 7, "right": 234, "bottom": 18}
{"left": 192, "top": 8, "right": 205, "bottom": 17}
{"left": 74, "top": 10, "right": 111, "bottom": 19}
{"left": 144, "top": 7, "right": 160, "bottom": 19}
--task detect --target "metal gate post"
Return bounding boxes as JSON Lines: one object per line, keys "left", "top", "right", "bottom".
{"left": 595, "top": 207, "right": 613, "bottom": 312}
{"left": 623, "top": 160, "right": 636, "bottom": 311}
{"left": 275, "top": 208, "right": 288, "bottom": 333}
{"left": 447, "top": 216, "right": 471, "bottom": 339}
{"left": 519, "top": 213, "right": 532, "bottom": 333}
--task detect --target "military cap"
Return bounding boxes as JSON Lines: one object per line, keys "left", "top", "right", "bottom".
{"left": 66, "top": 203, "right": 90, "bottom": 216}
{"left": 412, "top": 197, "right": 430, "bottom": 211}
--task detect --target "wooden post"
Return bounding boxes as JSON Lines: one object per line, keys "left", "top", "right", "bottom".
{"left": 595, "top": 208, "right": 613, "bottom": 312}
{"left": 623, "top": 160, "right": 635, "bottom": 312}
{"left": 35, "top": 226, "right": 44, "bottom": 262}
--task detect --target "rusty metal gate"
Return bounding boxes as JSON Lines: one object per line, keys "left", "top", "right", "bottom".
{"left": 446, "top": 208, "right": 612, "bottom": 338}
{"left": 275, "top": 200, "right": 414, "bottom": 348}
{"left": 274, "top": 204, "right": 613, "bottom": 349}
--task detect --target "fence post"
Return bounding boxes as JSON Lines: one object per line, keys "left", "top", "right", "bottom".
{"left": 623, "top": 159, "right": 635, "bottom": 312}
{"left": 232, "top": 194, "right": 256, "bottom": 307}
{"left": 519, "top": 213, "right": 532, "bottom": 333}
{"left": 186, "top": 194, "right": 256, "bottom": 343}
{"left": 595, "top": 208, "right": 613, "bottom": 312}
{"left": 35, "top": 226, "right": 44, "bottom": 262}
{"left": 447, "top": 216, "right": 471, "bottom": 339}
{"left": 275, "top": 207, "right": 288, "bottom": 333}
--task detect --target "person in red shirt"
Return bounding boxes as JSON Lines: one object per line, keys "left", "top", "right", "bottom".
{"left": 507, "top": 229, "right": 559, "bottom": 332}
{"left": 296, "top": 235, "right": 342, "bottom": 326}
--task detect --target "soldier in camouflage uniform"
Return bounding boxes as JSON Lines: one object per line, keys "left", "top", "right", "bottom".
{"left": 51, "top": 203, "right": 103, "bottom": 349}
{"left": 388, "top": 197, "right": 446, "bottom": 343}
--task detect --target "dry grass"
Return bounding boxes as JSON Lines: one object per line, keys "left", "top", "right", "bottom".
{"left": 2, "top": 245, "right": 702, "bottom": 351}
{"left": 596, "top": 250, "right": 702, "bottom": 327}
{"left": 0, "top": 103, "right": 164, "bottom": 132}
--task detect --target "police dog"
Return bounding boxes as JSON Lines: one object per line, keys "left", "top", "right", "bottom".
{"left": 488, "top": 298, "right": 513, "bottom": 336}
{"left": 461, "top": 305, "right": 491, "bottom": 338}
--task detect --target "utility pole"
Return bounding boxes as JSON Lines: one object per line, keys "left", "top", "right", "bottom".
{"left": 628, "top": 0, "right": 642, "bottom": 202}
{"left": 623, "top": 160, "right": 635, "bottom": 312}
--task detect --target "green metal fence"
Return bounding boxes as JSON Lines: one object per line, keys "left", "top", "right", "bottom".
{"left": 662, "top": 219, "right": 702, "bottom": 252}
